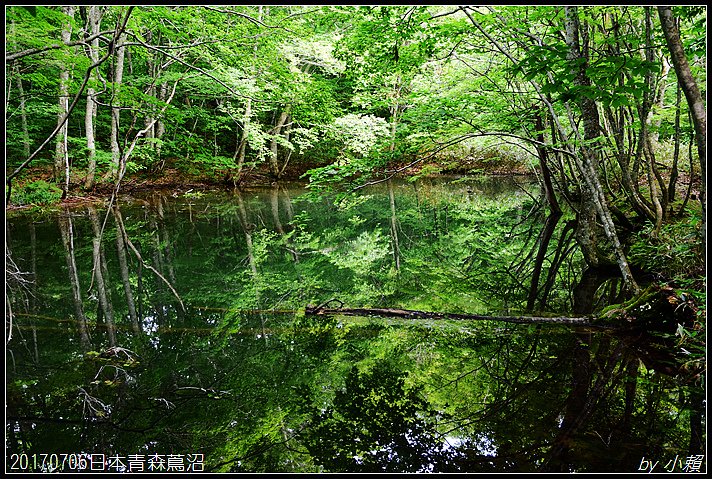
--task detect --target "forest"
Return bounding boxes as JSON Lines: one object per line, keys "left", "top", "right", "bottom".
{"left": 4, "top": 5, "right": 707, "bottom": 473}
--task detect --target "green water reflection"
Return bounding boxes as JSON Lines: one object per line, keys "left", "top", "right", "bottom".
{"left": 6, "top": 177, "right": 705, "bottom": 472}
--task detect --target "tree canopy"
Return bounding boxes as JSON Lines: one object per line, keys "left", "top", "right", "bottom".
{"left": 5, "top": 5, "right": 707, "bottom": 294}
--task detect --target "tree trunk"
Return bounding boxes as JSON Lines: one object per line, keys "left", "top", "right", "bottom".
{"left": 148, "top": 197, "right": 167, "bottom": 324}
{"left": 535, "top": 109, "right": 561, "bottom": 215}
{"left": 269, "top": 108, "right": 291, "bottom": 179}
{"left": 668, "top": 83, "right": 682, "bottom": 205}
{"left": 55, "top": 6, "right": 75, "bottom": 195}
{"left": 564, "top": 7, "right": 600, "bottom": 268}
{"left": 658, "top": 6, "right": 706, "bottom": 241}
{"left": 641, "top": 7, "right": 665, "bottom": 236}
{"left": 564, "top": 6, "right": 639, "bottom": 294}
{"left": 109, "top": 32, "right": 127, "bottom": 181}
{"left": 270, "top": 184, "right": 299, "bottom": 263}
{"left": 235, "top": 97, "right": 252, "bottom": 182}
{"left": 231, "top": 6, "right": 263, "bottom": 183}
{"left": 15, "top": 73, "right": 31, "bottom": 158}
{"left": 270, "top": 183, "right": 285, "bottom": 235}
{"left": 143, "top": 35, "right": 156, "bottom": 143}
{"left": 155, "top": 82, "right": 167, "bottom": 158}
{"left": 236, "top": 191, "right": 259, "bottom": 282}
{"left": 83, "top": 6, "right": 101, "bottom": 189}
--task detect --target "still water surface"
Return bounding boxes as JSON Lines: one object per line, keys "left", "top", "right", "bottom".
{"left": 6, "top": 177, "right": 704, "bottom": 472}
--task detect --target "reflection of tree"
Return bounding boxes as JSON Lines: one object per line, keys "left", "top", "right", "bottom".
{"left": 270, "top": 183, "right": 299, "bottom": 262}
{"left": 525, "top": 210, "right": 561, "bottom": 312}
{"left": 88, "top": 205, "right": 117, "bottom": 347}
{"left": 6, "top": 184, "right": 704, "bottom": 473}
{"left": 29, "top": 221, "right": 39, "bottom": 361}
{"left": 236, "top": 190, "right": 259, "bottom": 297}
{"left": 299, "top": 362, "right": 460, "bottom": 472}
{"left": 58, "top": 209, "right": 92, "bottom": 352}
{"left": 387, "top": 179, "right": 401, "bottom": 271}
{"left": 5, "top": 219, "right": 38, "bottom": 357}
{"left": 112, "top": 206, "right": 140, "bottom": 334}
{"left": 115, "top": 197, "right": 185, "bottom": 319}
{"left": 445, "top": 324, "right": 701, "bottom": 472}
{"left": 149, "top": 195, "right": 168, "bottom": 323}
{"left": 235, "top": 190, "right": 268, "bottom": 342}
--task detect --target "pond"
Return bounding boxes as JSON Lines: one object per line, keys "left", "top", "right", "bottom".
{"left": 5, "top": 176, "right": 705, "bottom": 473}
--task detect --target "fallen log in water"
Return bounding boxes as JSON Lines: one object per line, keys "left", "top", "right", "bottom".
{"left": 305, "top": 303, "right": 599, "bottom": 326}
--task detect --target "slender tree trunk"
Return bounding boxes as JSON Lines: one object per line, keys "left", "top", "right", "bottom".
{"left": 83, "top": 6, "right": 101, "bottom": 189}
{"left": 234, "top": 97, "right": 252, "bottom": 182}
{"left": 535, "top": 110, "right": 561, "bottom": 215}
{"left": 144, "top": 37, "right": 156, "bottom": 143}
{"left": 641, "top": 8, "right": 665, "bottom": 236}
{"left": 668, "top": 83, "right": 682, "bottom": 206}
{"left": 269, "top": 108, "right": 290, "bottom": 179}
{"left": 109, "top": 32, "right": 126, "bottom": 181}
{"left": 565, "top": 7, "right": 600, "bottom": 268}
{"left": 155, "top": 82, "right": 167, "bottom": 158}
{"left": 270, "top": 183, "right": 285, "bottom": 235}
{"left": 15, "top": 73, "right": 31, "bottom": 158}
{"left": 386, "top": 82, "right": 402, "bottom": 272}
{"left": 236, "top": 191, "right": 259, "bottom": 281}
{"left": 281, "top": 184, "right": 295, "bottom": 223}
{"left": 58, "top": 211, "right": 92, "bottom": 352}
{"left": 232, "top": 7, "right": 264, "bottom": 183}
{"left": 658, "top": 6, "right": 706, "bottom": 241}
{"left": 55, "top": 6, "right": 75, "bottom": 196}
{"left": 7, "top": 17, "right": 30, "bottom": 158}
{"left": 270, "top": 184, "right": 298, "bottom": 263}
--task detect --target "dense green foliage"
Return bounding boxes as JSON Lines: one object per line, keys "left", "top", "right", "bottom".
{"left": 5, "top": 6, "right": 705, "bottom": 185}
{"left": 6, "top": 6, "right": 706, "bottom": 283}
{"left": 4, "top": 5, "right": 707, "bottom": 472}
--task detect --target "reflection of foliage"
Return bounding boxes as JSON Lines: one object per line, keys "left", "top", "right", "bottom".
{"left": 298, "top": 361, "right": 462, "bottom": 472}
{"left": 6, "top": 181, "right": 704, "bottom": 473}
